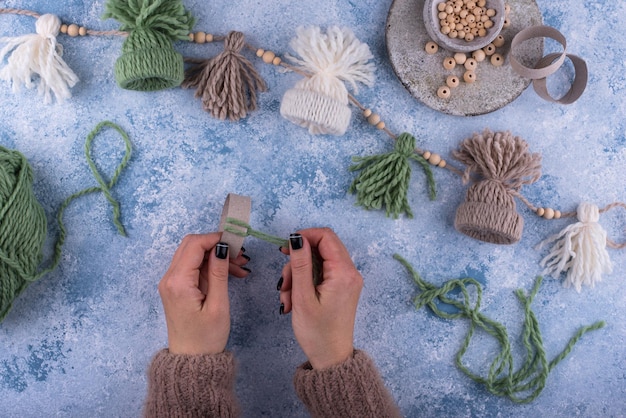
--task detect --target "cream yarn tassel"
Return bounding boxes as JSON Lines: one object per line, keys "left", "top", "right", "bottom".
{"left": 538, "top": 202, "right": 612, "bottom": 292}
{"left": 0, "top": 14, "right": 79, "bottom": 104}
{"left": 280, "top": 26, "right": 375, "bottom": 135}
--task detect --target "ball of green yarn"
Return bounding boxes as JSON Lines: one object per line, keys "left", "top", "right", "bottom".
{"left": 0, "top": 146, "right": 47, "bottom": 321}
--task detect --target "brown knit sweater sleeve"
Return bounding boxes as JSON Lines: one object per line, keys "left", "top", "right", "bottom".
{"left": 293, "top": 349, "right": 402, "bottom": 418}
{"left": 143, "top": 349, "right": 239, "bottom": 418}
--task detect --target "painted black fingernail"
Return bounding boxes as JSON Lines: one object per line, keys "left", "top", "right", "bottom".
{"left": 242, "top": 253, "right": 251, "bottom": 261}
{"left": 289, "top": 234, "right": 303, "bottom": 250}
{"left": 277, "top": 276, "right": 284, "bottom": 291}
{"left": 279, "top": 303, "right": 285, "bottom": 315}
{"left": 241, "top": 246, "right": 246, "bottom": 253}
{"left": 241, "top": 267, "right": 252, "bottom": 273}
{"left": 215, "top": 242, "right": 229, "bottom": 259}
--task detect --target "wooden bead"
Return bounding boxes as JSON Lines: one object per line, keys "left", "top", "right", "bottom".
{"left": 262, "top": 50, "right": 276, "bottom": 64}
{"left": 256, "top": 49, "right": 265, "bottom": 57}
{"left": 446, "top": 75, "right": 460, "bottom": 88}
{"left": 464, "top": 58, "right": 477, "bottom": 70}
{"left": 423, "top": 151, "right": 432, "bottom": 159}
{"left": 505, "top": 4, "right": 511, "bottom": 15}
{"left": 272, "top": 56, "right": 282, "bottom": 66}
{"left": 67, "top": 24, "right": 80, "bottom": 37}
{"left": 490, "top": 53, "right": 504, "bottom": 66}
{"left": 486, "top": 8, "right": 496, "bottom": 17}
{"left": 60, "top": 24, "right": 68, "bottom": 34}
{"left": 437, "top": 85, "right": 451, "bottom": 99}
{"left": 437, "top": 2, "right": 447, "bottom": 12}
{"left": 537, "top": 208, "right": 545, "bottom": 217}
{"left": 79, "top": 26, "right": 87, "bottom": 36}
{"left": 195, "top": 31, "right": 207, "bottom": 43}
{"left": 438, "top": 159, "right": 447, "bottom": 168}
{"left": 463, "top": 70, "right": 476, "bottom": 83}
{"left": 483, "top": 43, "right": 496, "bottom": 56}
{"left": 425, "top": 41, "right": 439, "bottom": 54}
{"left": 493, "top": 34, "right": 505, "bottom": 47}
{"left": 554, "top": 210, "right": 562, "bottom": 219}
{"left": 454, "top": 52, "right": 467, "bottom": 64}
{"left": 363, "top": 109, "right": 373, "bottom": 118}
{"left": 543, "top": 208, "right": 555, "bottom": 220}
{"left": 464, "top": 33, "right": 474, "bottom": 42}
{"left": 428, "top": 153, "right": 442, "bottom": 165}
{"left": 367, "top": 113, "right": 381, "bottom": 125}
{"left": 503, "top": 18, "right": 511, "bottom": 28}
{"left": 188, "top": 33, "right": 194, "bottom": 41}
{"left": 376, "top": 121, "right": 386, "bottom": 130}
{"left": 443, "top": 57, "right": 456, "bottom": 70}
{"left": 472, "top": 49, "right": 486, "bottom": 62}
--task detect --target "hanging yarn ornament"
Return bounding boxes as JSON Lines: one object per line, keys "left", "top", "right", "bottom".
{"left": 348, "top": 132, "right": 436, "bottom": 219}
{"left": 0, "top": 14, "right": 79, "bottom": 104}
{"left": 182, "top": 31, "right": 267, "bottom": 121}
{"left": 0, "top": 121, "right": 131, "bottom": 322}
{"left": 537, "top": 202, "right": 612, "bottom": 292}
{"left": 394, "top": 253, "right": 605, "bottom": 403}
{"left": 453, "top": 129, "right": 542, "bottom": 244}
{"left": 280, "top": 26, "right": 375, "bottom": 135}
{"left": 102, "top": 0, "right": 195, "bottom": 91}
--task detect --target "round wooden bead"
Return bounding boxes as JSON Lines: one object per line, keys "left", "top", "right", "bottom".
{"left": 428, "top": 153, "right": 442, "bottom": 165}
{"left": 67, "top": 24, "right": 80, "bottom": 37}
{"left": 60, "top": 24, "right": 68, "bottom": 34}
{"left": 503, "top": 18, "right": 511, "bottom": 28}
{"left": 272, "top": 56, "right": 282, "bottom": 66}
{"left": 543, "top": 208, "right": 555, "bottom": 220}
{"left": 376, "top": 121, "right": 386, "bottom": 130}
{"left": 464, "top": 58, "right": 477, "bottom": 70}
{"left": 493, "top": 34, "right": 505, "bottom": 47}
{"left": 536, "top": 208, "right": 545, "bottom": 217}
{"left": 195, "top": 31, "right": 207, "bottom": 43}
{"left": 483, "top": 43, "right": 496, "bottom": 55}
{"left": 367, "top": 113, "right": 381, "bottom": 125}
{"left": 363, "top": 109, "right": 373, "bottom": 118}
{"left": 472, "top": 49, "right": 486, "bottom": 62}
{"left": 463, "top": 70, "right": 476, "bottom": 83}
{"left": 443, "top": 57, "right": 456, "bottom": 70}
{"left": 256, "top": 49, "right": 265, "bottom": 57}
{"left": 454, "top": 52, "right": 467, "bottom": 64}
{"left": 438, "top": 159, "right": 447, "bottom": 168}
{"left": 437, "top": 85, "right": 451, "bottom": 99}
{"left": 423, "top": 151, "right": 432, "bottom": 159}
{"left": 554, "top": 210, "right": 562, "bottom": 219}
{"left": 464, "top": 33, "right": 475, "bottom": 42}
{"left": 437, "top": 2, "right": 447, "bottom": 12}
{"left": 262, "top": 50, "right": 276, "bottom": 64}
{"left": 79, "top": 26, "right": 87, "bottom": 36}
{"left": 490, "top": 53, "right": 504, "bottom": 66}
{"left": 446, "top": 75, "right": 460, "bottom": 88}
{"left": 425, "top": 41, "right": 439, "bottom": 54}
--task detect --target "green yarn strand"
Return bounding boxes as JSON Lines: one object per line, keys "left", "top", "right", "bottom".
{"left": 349, "top": 132, "right": 436, "bottom": 219}
{"left": 224, "top": 217, "right": 289, "bottom": 248}
{"left": 0, "top": 121, "right": 132, "bottom": 322}
{"left": 394, "top": 253, "right": 605, "bottom": 403}
{"left": 103, "top": 0, "right": 195, "bottom": 40}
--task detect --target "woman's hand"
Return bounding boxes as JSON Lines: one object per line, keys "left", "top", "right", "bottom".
{"left": 279, "top": 228, "right": 364, "bottom": 369}
{"left": 157, "top": 233, "right": 250, "bottom": 355}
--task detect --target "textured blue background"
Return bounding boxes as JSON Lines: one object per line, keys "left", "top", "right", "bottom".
{"left": 1, "top": 0, "right": 625, "bottom": 416}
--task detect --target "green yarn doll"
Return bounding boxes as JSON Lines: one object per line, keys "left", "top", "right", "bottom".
{"left": 103, "top": 0, "right": 195, "bottom": 91}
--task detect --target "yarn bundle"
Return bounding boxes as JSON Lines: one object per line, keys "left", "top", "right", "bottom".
{"left": 0, "top": 13, "right": 78, "bottom": 103}
{"left": 102, "top": 0, "right": 195, "bottom": 91}
{"left": 0, "top": 121, "right": 131, "bottom": 322}
{"left": 280, "top": 26, "right": 375, "bottom": 135}
{"left": 453, "top": 129, "right": 542, "bottom": 244}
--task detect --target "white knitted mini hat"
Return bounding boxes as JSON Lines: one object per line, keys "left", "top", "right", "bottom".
{"left": 280, "top": 26, "right": 375, "bottom": 136}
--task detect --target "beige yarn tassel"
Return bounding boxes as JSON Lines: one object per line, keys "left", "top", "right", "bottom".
{"left": 182, "top": 31, "right": 267, "bottom": 121}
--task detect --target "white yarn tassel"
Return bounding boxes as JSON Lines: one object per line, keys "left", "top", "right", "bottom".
{"left": 537, "top": 202, "right": 612, "bottom": 292}
{"left": 286, "top": 26, "right": 375, "bottom": 103}
{"left": 0, "top": 14, "right": 79, "bottom": 104}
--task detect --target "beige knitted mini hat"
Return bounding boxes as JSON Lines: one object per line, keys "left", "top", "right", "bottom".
{"left": 453, "top": 130, "right": 542, "bottom": 245}
{"left": 280, "top": 26, "right": 375, "bottom": 136}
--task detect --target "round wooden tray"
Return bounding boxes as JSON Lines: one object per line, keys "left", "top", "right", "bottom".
{"left": 386, "top": 0, "right": 543, "bottom": 116}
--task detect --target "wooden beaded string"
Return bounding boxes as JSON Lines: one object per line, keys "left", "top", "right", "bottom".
{"left": 1, "top": 7, "right": 623, "bottom": 226}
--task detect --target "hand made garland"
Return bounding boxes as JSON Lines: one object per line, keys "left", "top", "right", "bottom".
{"left": 0, "top": 2, "right": 624, "bottom": 293}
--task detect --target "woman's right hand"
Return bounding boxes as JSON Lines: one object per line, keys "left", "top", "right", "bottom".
{"left": 279, "top": 228, "right": 364, "bottom": 369}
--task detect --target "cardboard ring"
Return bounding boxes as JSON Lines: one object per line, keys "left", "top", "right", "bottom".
{"left": 509, "top": 25, "right": 567, "bottom": 80}
{"left": 532, "top": 53, "right": 588, "bottom": 104}
{"left": 217, "top": 193, "right": 251, "bottom": 259}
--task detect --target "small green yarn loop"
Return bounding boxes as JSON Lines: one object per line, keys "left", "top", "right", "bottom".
{"left": 394, "top": 253, "right": 605, "bottom": 403}
{"left": 224, "top": 217, "right": 289, "bottom": 248}
{"left": 349, "top": 132, "right": 436, "bottom": 219}
{"left": 0, "top": 121, "right": 132, "bottom": 322}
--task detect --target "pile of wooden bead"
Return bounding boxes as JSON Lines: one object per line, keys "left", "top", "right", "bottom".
{"left": 436, "top": 0, "right": 497, "bottom": 42}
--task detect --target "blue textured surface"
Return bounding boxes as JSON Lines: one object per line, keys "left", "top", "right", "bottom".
{"left": 1, "top": 0, "right": 625, "bottom": 416}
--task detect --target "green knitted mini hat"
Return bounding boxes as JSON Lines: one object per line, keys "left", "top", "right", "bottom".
{"left": 103, "top": 0, "right": 195, "bottom": 91}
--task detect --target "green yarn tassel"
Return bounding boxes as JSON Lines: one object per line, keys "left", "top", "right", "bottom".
{"left": 349, "top": 132, "right": 436, "bottom": 219}
{"left": 0, "top": 121, "right": 132, "bottom": 322}
{"left": 103, "top": 0, "right": 195, "bottom": 91}
{"left": 394, "top": 253, "right": 605, "bottom": 403}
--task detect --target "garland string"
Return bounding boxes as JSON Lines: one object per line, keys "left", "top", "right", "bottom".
{"left": 393, "top": 253, "right": 606, "bottom": 403}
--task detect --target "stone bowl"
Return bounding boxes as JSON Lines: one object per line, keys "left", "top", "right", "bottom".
{"left": 423, "top": 0, "right": 505, "bottom": 53}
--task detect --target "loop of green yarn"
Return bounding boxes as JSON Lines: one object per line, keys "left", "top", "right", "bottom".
{"left": 0, "top": 121, "right": 132, "bottom": 322}
{"left": 349, "top": 132, "right": 436, "bottom": 219}
{"left": 103, "top": 0, "right": 195, "bottom": 91}
{"left": 393, "top": 253, "right": 606, "bottom": 403}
